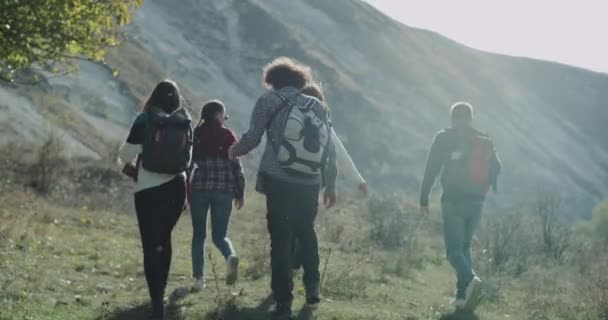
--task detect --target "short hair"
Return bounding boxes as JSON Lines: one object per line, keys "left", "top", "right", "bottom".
{"left": 262, "top": 57, "right": 313, "bottom": 90}
{"left": 301, "top": 82, "right": 326, "bottom": 102}
{"left": 451, "top": 102, "right": 473, "bottom": 124}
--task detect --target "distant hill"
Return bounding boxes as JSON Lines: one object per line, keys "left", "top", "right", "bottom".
{"left": 1, "top": 0, "right": 607, "bottom": 210}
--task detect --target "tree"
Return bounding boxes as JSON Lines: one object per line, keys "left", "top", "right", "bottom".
{"left": 0, "top": 0, "right": 143, "bottom": 82}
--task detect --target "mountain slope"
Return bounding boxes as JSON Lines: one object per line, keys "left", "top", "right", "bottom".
{"left": 1, "top": 0, "right": 606, "bottom": 208}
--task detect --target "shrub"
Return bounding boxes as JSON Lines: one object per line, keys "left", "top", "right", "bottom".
{"left": 380, "top": 247, "right": 425, "bottom": 279}
{"left": 533, "top": 194, "right": 571, "bottom": 263}
{"left": 477, "top": 211, "right": 532, "bottom": 277}
{"left": 366, "top": 196, "right": 414, "bottom": 249}
{"left": 587, "top": 200, "right": 608, "bottom": 246}
{"left": 28, "top": 130, "right": 66, "bottom": 195}
{"left": 104, "top": 141, "right": 123, "bottom": 165}
{"left": 322, "top": 266, "right": 369, "bottom": 299}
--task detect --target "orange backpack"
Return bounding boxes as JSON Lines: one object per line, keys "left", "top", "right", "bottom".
{"left": 443, "top": 130, "right": 494, "bottom": 196}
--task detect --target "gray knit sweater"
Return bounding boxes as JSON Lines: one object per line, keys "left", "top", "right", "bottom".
{"left": 231, "top": 86, "right": 337, "bottom": 194}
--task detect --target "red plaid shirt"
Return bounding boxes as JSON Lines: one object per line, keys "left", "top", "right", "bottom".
{"left": 189, "top": 157, "right": 245, "bottom": 199}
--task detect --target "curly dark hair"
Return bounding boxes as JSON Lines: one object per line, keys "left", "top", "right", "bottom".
{"left": 143, "top": 79, "right": 181, "bottom": 113}
{"left": 262, "top": 57, "right": 313, "bottom": 90}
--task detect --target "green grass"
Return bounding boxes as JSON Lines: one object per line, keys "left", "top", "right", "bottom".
{"left": 0, "top": 190, "right": 576, "bottom": 320}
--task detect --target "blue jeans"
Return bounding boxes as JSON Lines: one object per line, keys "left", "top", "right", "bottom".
{"left": 190, "top": 190, "right": 236, "bottom": 279}
{"left": 442, "top": 199, "right": 483, "bottom": 299}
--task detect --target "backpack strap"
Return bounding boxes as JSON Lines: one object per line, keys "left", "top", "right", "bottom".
{"left": 266, "top": 91, "right": 299, "bottom": 129}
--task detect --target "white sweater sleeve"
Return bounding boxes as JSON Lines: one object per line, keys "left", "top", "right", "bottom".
{"left": 118, "top": 142, "right": 142, "bottom": 165}
{"left": 332, "top": 129, "right": 365, "bottom": 185}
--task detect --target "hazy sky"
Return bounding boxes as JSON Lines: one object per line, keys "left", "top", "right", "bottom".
{"left": 363, "top": 0, "right": 608, "bottom": 73}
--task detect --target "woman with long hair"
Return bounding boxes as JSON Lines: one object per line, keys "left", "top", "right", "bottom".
{"left": 189, "top": 100, "right": 245, "bottom": 291}
{"left": 289, "top": 82, "right": 368, "bottom": 271}
{"left": 118, "top": 80, "right": 192, "bottom": 320}
{"left": 300, "top": 82, "right": 368, "bottom": 195}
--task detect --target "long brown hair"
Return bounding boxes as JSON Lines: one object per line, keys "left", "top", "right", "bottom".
{"left": 301, "top": 82, "right": 326, "bottom": 102}
{"left": 301, "top": 82, "right": 329, "bottom": 111}
{"left": 198, "top": 100, "right": 226, "bottom": 127}
{"left": 142, "top": 80, "right": 181, "bottom": 113}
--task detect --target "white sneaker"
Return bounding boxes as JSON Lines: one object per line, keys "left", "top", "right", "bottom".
{"left": 225, "top": 255, "right": 239, "bottom": 286}
{"left": 464, "top": 276, "right": 482, "bottom": 311}
{"left": 191, "top": 278, "right": 206, "bottom": 292}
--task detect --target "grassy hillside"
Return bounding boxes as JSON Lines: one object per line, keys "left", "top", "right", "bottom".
{"left": 0, "top": 192, "right": 505, "bottom": 320}
{"left": 1, "top": 155, "right": 608, "bottom": 320}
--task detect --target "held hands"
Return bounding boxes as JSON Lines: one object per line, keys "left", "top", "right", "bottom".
{"left": 323, "top": 191, "right": 337, "bottom": 209}
{"left": 235, "top": 197, "right": 245, "bottom": 210}
{"left": 227, "top": 146, "right": 237, "bottom": 160}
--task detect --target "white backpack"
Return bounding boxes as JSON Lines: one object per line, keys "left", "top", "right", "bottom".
{"left": 270, "top": 92, "right": 331, "bottom": 177}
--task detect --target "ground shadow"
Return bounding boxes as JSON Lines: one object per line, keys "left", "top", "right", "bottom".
{"left": 438, "top": 310, "right": 480, "bottom": 320}
{"left": 97, "top": 300, "right": 193, "bottom": 320}
{"left": 296, "top": 306, "right": 315, "bottom": 320}
{"left": 96, "top": 304, "right": 150, "bottom": 320}
{"left": 204, "top": 305, "right": 271, "bottom": 320}
{"left": 203, "top": 295, "right": 319, "bottom": 320}
{"left": 256, "top": 293, "right": 275, "bottom": 311}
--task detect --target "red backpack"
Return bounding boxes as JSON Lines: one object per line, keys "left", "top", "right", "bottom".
{"left": 442, "top": 129, "right": 495, "bottom": 196}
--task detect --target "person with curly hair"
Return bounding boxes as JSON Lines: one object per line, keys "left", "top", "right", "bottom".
{"left": 229, "top": 57, "right": 338, "bottom": 319}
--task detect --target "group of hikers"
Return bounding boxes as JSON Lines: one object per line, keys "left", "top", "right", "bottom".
{"left": 118, "top": 57, "right": 501, "bottom": 320}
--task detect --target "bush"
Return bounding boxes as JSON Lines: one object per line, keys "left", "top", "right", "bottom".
{"left": 28, "top": 130, "right": 66, "bottom": 195}
{"left": 366, "top": 196, "right": 418, "bottom": 249}
{"left": 587, "top": 201, "right": 608, "bottom": 246}
{"left": 477, "top": 211, "right": 532, "bottom": 277}
{"left": 533, "top": 194, "right": 571, "bottom": 263}
{"left": 321, "top": 255, "right": 369, "bottom": 300}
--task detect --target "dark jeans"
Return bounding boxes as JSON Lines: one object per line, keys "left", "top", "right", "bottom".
{"left": 264, "top": 176, "right": 320, "bottom": 306}
{"left": 442, "top": 199, "right": 484, "bottom": 299}
{"left": 190, "top": 190, "right": 236, "bottom": 279}
{"left": 134, "top": 176, "right": 186, "bottom": 313}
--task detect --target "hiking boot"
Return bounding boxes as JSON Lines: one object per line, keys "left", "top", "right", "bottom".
{"left": 225, "top": 255, "right": 239, "bottom": 286}
{"left": 305, "top": 283, "right": 321, "bottom": 309}
{"left": 463, "top": 276, "right": 483, "bottom": 311}
{"left": 272, "top": 303, "right": 293, "bottom": 320}
{"left": 191, "top": 278, "right": 206, "bottom": 292}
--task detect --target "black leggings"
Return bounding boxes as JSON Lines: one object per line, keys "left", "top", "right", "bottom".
{"left": 134, "top": 176, "right": 186, "bottom": 312}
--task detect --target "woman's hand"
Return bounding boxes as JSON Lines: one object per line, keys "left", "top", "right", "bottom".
{"left": 323, "top": 191, "right": 337, "bottom": 209}
{"left": 235, "top": 197, "right": 245, "bottom": 210}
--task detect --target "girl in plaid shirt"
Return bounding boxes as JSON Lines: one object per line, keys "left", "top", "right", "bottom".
{"left": 189, "top": 100, "right": 245, "bottom": 291}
